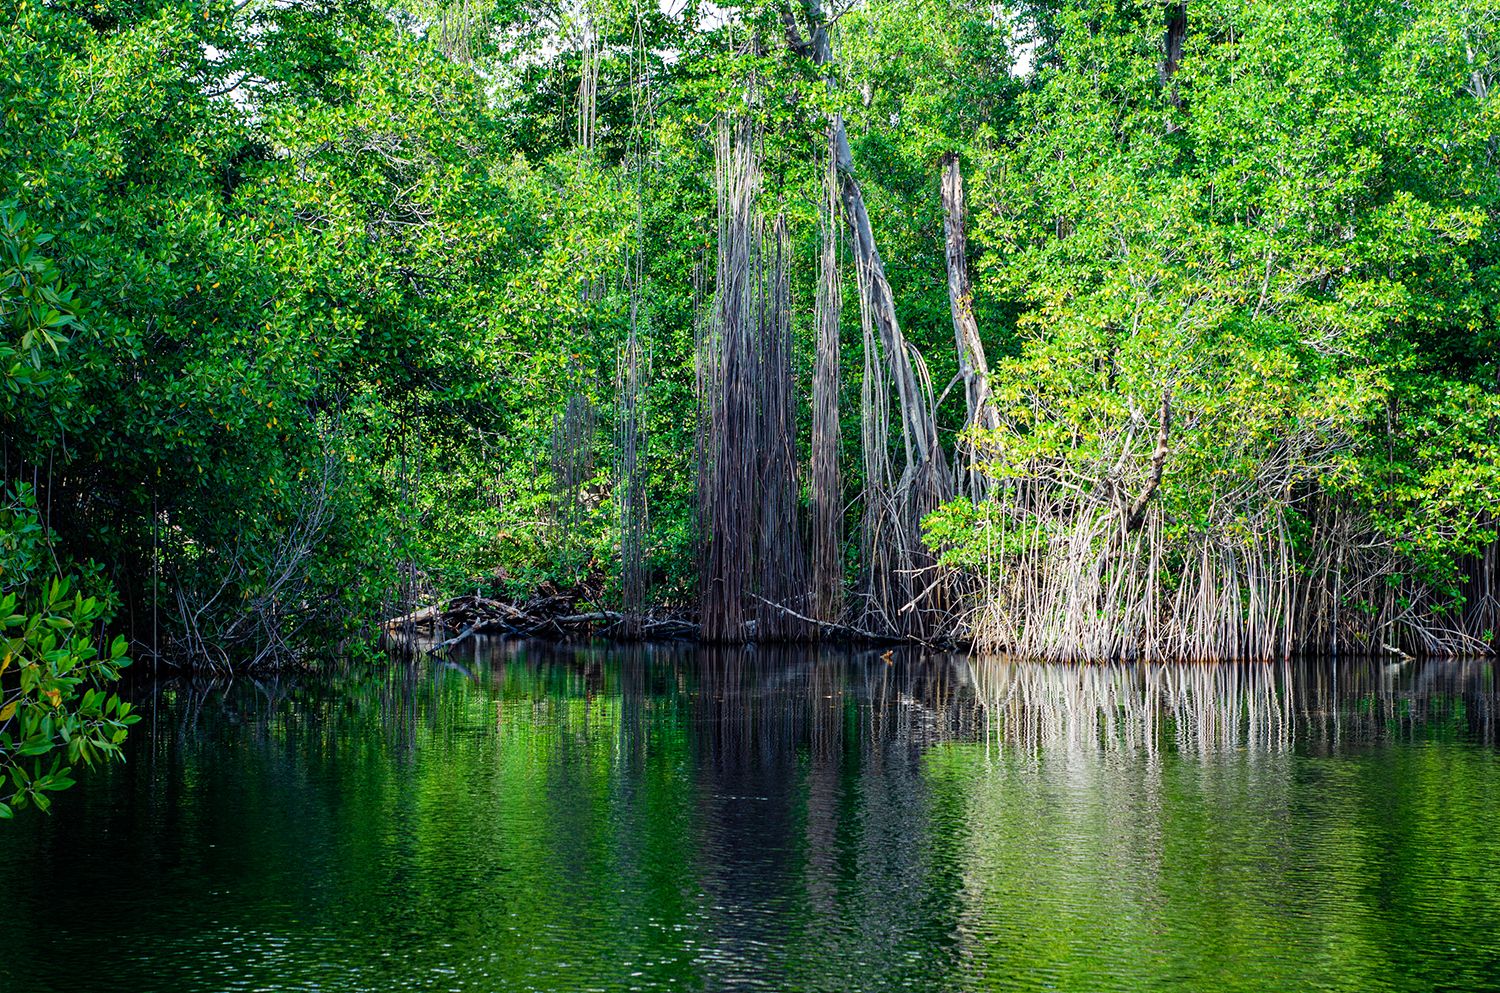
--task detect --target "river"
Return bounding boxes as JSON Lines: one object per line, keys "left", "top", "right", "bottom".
{"left": 5, "top": 641, "right": 1499, "bottom": 991}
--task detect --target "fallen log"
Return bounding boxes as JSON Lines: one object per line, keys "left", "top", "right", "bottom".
{"left": 553, "top": 611, "right": 624, "bottom": 625}
{"left": 383, "top": 601, "right": 450, "bottom": 630}
{"left": 435, "top": 624, "right": 478, "bottom": 651}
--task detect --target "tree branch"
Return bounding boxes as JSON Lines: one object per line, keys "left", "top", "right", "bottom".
{"left": 1125, "top": 388, "right": 1172, "bottom": 532}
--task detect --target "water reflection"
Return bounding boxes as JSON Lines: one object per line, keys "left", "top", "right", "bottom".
{"left": 4, "top": 643, "right": 1498, "bottom": 993}
{"left": 154, "top": 641, "right": 1499, "bottom": 764}
{"left": 422, "top": 640, "right": 1499, "bottom": 757}
{"left": 969, "top": 657, "right": 1497, "bottom": 754}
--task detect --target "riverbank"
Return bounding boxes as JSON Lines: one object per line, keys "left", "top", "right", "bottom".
{"left": 385, "top": 581, "right": 965, "bottom": 654}
{"left": 380, "top": 585, "right": 1500, "bottom": 662}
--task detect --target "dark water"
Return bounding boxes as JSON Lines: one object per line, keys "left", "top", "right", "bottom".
{"left": 6, "top": 642, "right": 1500, "bottom": 993}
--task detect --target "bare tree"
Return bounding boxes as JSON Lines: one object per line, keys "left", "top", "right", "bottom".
{"left": 941, "top": 151, "right": 999, "bottom": 499}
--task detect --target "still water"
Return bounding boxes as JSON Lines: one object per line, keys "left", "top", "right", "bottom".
{"left": 6, "top": 641, "right": 1500, "bottom": 992}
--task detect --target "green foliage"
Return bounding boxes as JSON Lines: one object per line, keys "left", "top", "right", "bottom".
{"left": 0, "top": 206, "right": 80, "bottom": 400}
{"left": 935, "top": 0, "right": 1500, "bottom": 616}
{"left": 0, "top": 487, "right": 136, "bottom": 817}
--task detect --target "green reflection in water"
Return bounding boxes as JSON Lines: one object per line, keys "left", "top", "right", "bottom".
{"left": 3, "top": 644, "right": 1498, "bottom": 992}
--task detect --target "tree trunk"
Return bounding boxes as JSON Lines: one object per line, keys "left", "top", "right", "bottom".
{"left": 811, "top": 135, "right": 844, "bottom": 623}
{"left": 1161, "top": 4, "right": 1187, "bottom": 113}
{"left": 791, "top": 0, "right": 943, "bottom": 470}
{"left": 941, "top": 151, "right": 998, "bottom": 499}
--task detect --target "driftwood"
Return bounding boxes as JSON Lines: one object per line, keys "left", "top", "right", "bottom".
{"left": 385, "top": 583, "right": 701, "bottom": 650}
{"left": 385, "top": 582, "right": 957, "bottom": 653}
{"left": 383, "top": 602, "right": 446, "bottom": 630}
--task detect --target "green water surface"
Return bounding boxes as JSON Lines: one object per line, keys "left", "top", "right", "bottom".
{"left": 5, "top": 643, "right": 1499, "bottom": 992}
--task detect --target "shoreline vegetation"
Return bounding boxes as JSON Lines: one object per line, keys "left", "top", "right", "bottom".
{"left": 3, "top": 0, "right": 1500, "bottom": 801}
{"left": 384, "top": 584, "right": 1498, "bottom": 660}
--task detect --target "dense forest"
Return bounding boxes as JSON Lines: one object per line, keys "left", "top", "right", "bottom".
{"left": 2, "top": 0, "right": 1498, "bottom": 807}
